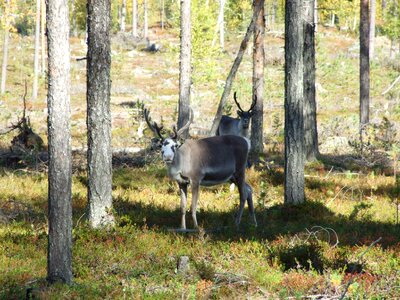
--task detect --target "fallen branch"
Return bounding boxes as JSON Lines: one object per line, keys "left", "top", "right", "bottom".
{"left": 382, "top": 74, "right": 400, "bottom": 95}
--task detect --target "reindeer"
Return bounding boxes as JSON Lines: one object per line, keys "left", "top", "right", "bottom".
{"left": 144, "top": 108, "right": 257, "bottom": 229}
{"left": 217, "top": 92, "right": 257, "bottom": 138}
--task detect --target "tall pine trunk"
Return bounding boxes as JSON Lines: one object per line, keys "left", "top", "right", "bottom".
{"left": 177, "top": 0, "right": 191, "bottom": 138}
{"left": 87, "top": 0, "right": 114, "bottom": 228}
{"left": 284, "top": 0, "right": 305, "bottom": 205}
{"left": 32, "top": 0, "right": 41, "bottom": 101}
{"left": 304, "top": 0, "right": 319, "bottom": 161}
{"left": 250, "top": 0, "right": 265, "bottom": 163}
{"left": 46, "top": 0, "right": 72, "bottom": 284}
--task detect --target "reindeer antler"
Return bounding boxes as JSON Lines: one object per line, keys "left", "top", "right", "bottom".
{"left": 248, "top": 95, "right": 257, "bottom": 113}
{"left": 175, "top": 107, "right": 193, "bottom": 139}
{"left": 144, "top": 108, "right": 165, "bottom": 140}
{"left": 233, "top": 92, "right": 244, "bottom": 112}
{"left": 234, "top": 92, "right": 257, "bottom": 113}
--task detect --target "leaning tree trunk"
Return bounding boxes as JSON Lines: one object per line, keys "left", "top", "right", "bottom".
{"left": 46, "top": 0, "right": 72, "bottom": 284}
{"left": 284, "top": 0, "right": 305, "bottom": 205}
{"left": 250, "top": 0, "right": 265, "bottom": 163}
{"left": 304, "top": 0, "right": 319, "bottom": 161}
{"left": 87, "top": 0, "right": 114, "bottom": 228}
{"left": 177, "top": 0, "right": 191, "bottom": 138}
{"left": 209, "top": 4, "right": 262, "bottom": 136}
{"left": 32, "top": 0, "right": 41, "bottom": 101}
{"left": 360, "top": 0, "right": 370, "bottom": 132}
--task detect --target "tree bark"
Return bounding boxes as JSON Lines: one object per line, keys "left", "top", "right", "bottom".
{"left": 32, "top": 0, "right": 41, "bottom": 101}
{"left": 132, "top": 0, "right": 138, "bottom": 37}
{"left": 1, "top": 0, "right": 10, "bottom": 95}
{"left": 360, "top": 0, "right": 370, "bottom": 128}
{"left": 370, "top": 0, "right": 376, "bottom": 58}
{"left": 46, "top": 0, "right": 72, "bottom": 284}
{"left": 304, "top": 0, "right": 319, "bottom": 161}
{"left": 284, "top": 0, "right": 305, "bottom": 205}
{"left": 209, "top": 3, "right": 262, "bottom": 136}
{"left": 250, "top": 0, "right": 265, "bottom": 163}
{"left": 144, "top": 0, "right": 149, "bottom": 39}
{"left": 177, "top": 0, "right": 191, "bottom": 138}
{"left": 87, "top": 0, "right": 114, "bottom": 228}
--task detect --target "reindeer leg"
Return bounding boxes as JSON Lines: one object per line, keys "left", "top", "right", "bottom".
{"left": 245, "top": 183, "right": 257, "bottom": 227}
{"left": 191, "top": 182, "right": 200, "bottom": 228}
{"left": 179, "top": 183, "right": 188, "bottom": 229}
{"left": 235, "top": 180, "right": 246, "bottom": 229}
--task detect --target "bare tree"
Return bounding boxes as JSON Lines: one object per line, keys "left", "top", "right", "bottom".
{"left": 160, "top": 0, "right": 165, "bottom": 30}
{"left": 177, "top": 0, "right": 191, "bottom": 138}
{"left": 46, "top": 0, "right": 72, "bottom": 284}
{"left": 304, "top": 0, "right": 319, "bottom": 161}
{"left": 32, "top": 0, "right": 41, "bottom": 101}
{"left": 250, "top": 0, "right": 265, "bottom": 163}
{"left": 284, "top": 0, "right": 305, "bottom": 205}
{"left": 212, "top": 0, "right": 226, "bottom": 49}
{"left": 132, "top": 0, "right": 138, "bottom": 37}
{"left": 87, "top": 0, "right": 114, "bottom": 228}
{"left": 1, "top": 0, "right": 10, "bottom": 95}
{"left": 360, "top": 0, "right": 370, "bottom": 130}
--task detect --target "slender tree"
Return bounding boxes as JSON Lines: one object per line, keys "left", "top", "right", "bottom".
{"left": 32, "top": 0, "right": 41, "bottom": 101}
{"left": 212, "top": 0, "right": 226, "bottom": 49}
{"left": 250, "top": 0, "right": 265, "bottom": 163}
{"left": 284, "top": 0, "right": 305, "bottom": 205}
{"left": 46, "top": 0, "right": 72, "bottom": 284}
{"left": 360, "top": 0, "right": 370, "bottom": 130}
{"left": 304, "top": 0, "right": 319, "bottom": 161}
{"left": 1, "top": 0, "right": 10, "bottom": 95}
{"left": 87, "top": 0, "right": 114, "bottom": 228}
{"left": 71, "top": 0, "right": 78, "bottom": 37}
{"left": 177, "top": 0, "right": 191, "bottom": 138}
{"left": 132, "top": 0, "right": 138, "bottom": 37}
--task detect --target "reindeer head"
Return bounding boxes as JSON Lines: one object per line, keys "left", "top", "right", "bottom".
{"left": 234, "top": 92, "right": 257, "bottom": 129}
{"left": 144, "top": 108, "right": 193, "bottom": 164}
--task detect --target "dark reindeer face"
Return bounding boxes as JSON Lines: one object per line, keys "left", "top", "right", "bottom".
{"left": 237, "top": 110, "right": 253, "bottom": 129}
{"left": 161, "top": 138, "right": 178, "bottom": 164}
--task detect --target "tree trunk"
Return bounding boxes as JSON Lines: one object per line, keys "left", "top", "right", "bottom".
{"left": 160, "top": 0, "right": 165, "bottom": 30}
{"left": 1, "top": 0, "right": 10, "bottom": 95}
{"left": 370, "top": 0, "right": 376, "bottom": 58}
{"left": 144, "top": 0, "right": 149, "bottom": 39}
{"left": 303, "top": 0, "right": 319, "bottom": 161}
{"left": 314, "top": 0, "right": 318, "bottom": 32}
{"left": 360, "top": 0, "right": 370, "bottom": 129}
{"left": 41, "top": 0, "right": 46, "bottom": 76}
{"left": 87, "top": 0, "right": 114, "bottom": 228}
{"left": 250, "top": 0, "right": 265, "bottom": 163}
{"left": 177, "top": 0, "right": 191, "bottom": 138}
{"left": 209, "top": 4, "right": 262, "bottom": 136}
{"left": 46, "top": 0, "right": 72, "bottom": 284}
{"left": 132, "top": 0, "right": 138, "bottom": 37}
{"left": 212, "top": 0, "right": 226, "bottom": 49}
{"left": 284, "top": 0, "right": 305, "bottom": 205}
{"left": 121, "top": 0, "right": 127, "bottom": 32}
{"left": 32, "top": 0, "right": 41, "bottom": 101}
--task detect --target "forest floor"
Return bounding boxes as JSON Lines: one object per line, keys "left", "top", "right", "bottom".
{"left": 0, "top": 24, "right": 399, "bottom": 298}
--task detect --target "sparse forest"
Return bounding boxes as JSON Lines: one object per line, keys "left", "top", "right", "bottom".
{"left": 0, "top": 0, "right": 399, "bottom": 298}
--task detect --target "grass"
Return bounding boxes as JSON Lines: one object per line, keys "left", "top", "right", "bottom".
{"left": 0, "top": 22, "right": 400, "bottom": 298}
